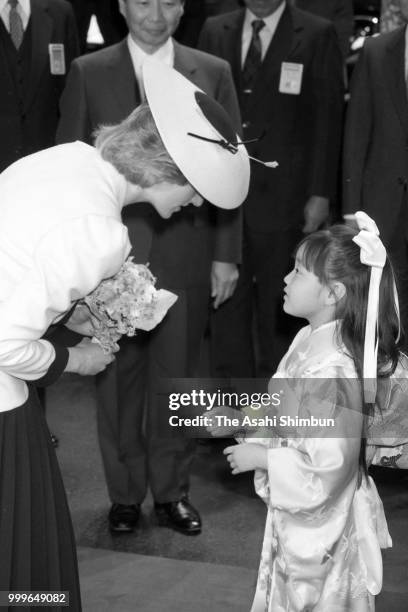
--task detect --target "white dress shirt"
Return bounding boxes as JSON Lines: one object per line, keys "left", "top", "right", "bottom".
{"left": 0, "top": 0, "right": 30, "bottom": 32}
{"left": 0, "top": 142, "right": 131, "bottom": 412}
{"left": 241, "top": 1, "right": 286, "bottom": 66}
{"left": 127, "top": 35, "right": 174, "bottom": 99}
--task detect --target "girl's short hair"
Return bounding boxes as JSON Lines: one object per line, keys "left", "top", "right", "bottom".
{"left": 94, "top": 104, "right": 188, "bottom": 188}
{"left": 297, "top": 224, "right": 402, "bottom": 378}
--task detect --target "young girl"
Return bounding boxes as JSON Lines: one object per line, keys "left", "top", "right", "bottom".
{"left": 220, "top": 216, "right": 407, "bottom": 611}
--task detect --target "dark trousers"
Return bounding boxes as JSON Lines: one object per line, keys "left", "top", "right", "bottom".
{"left": 211, "top": 225, "right": 302, "bottom": 379}
{"left": 0, "top": 389, "right": 81, "bottom": 608}
{"left": 96, "top": 285, "right": 209, "bottom": 505}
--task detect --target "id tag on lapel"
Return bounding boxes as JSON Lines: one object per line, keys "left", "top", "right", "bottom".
{"left": 279, "top": 62, "right": 303, "bottom": 95}
{"left": 49, "top": 44, "right": 66, "bottom": 75}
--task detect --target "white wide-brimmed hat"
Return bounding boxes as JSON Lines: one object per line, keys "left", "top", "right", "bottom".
{"left": 143, "top": 57, "right": 250, "bottom": 210}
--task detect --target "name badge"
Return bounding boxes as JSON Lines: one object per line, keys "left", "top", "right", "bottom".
{"left": 49, "top": 43, "right": 66, "bottom": 75}
{"left": 279, "top": 62, "right": 303, "bottom": 95}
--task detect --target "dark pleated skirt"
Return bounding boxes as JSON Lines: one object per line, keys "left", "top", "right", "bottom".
{"left": 0, "top": 387, "right": 81, "bottom": 611}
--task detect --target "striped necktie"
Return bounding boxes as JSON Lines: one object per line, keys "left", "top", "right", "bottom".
{"left": 242, "top": 19, "right": 266, "bottom": 92}
{"left": 8, "top": 0, "right": 24, "bottom": 49}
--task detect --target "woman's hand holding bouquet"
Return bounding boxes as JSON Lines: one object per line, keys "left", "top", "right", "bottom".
{"left": 66, "top": 338, "right": 115, "bottom": 376}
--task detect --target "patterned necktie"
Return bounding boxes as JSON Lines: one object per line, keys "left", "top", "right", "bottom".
{"left": 8, "top": 0, "right": 24, "bottom": 50}
{"left": 242, "top": 19, "right": 266, "bottom": 92}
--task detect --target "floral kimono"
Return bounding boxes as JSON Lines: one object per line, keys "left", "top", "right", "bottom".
{"left": 245, "top": 321, "right": 398, "bottom": 612}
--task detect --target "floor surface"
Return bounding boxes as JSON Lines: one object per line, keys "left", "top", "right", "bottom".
{"left": 46, "top": 374, "right": 408, "bottom": 611}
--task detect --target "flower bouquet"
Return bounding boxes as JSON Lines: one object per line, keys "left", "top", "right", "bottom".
{"left": 82, "top": 258, "right": 177, "bottom": 353}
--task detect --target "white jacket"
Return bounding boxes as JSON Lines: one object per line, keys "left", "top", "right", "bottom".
{"left": 0, "top": 142, "right": 131, "bottom": 411}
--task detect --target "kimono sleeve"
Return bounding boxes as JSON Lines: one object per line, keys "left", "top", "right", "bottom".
{"left": 257, "top": 375, "right": 363, "bottom": 513}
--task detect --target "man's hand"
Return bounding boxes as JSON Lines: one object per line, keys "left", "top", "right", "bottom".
{"left": 64, "top": 303, "right": 98, "bottom": 337}
{"left": 65, "top": 338, "right": 115, "bottom": 376}
{"left": 211, "top": 261, "right": 239, "bottom": 309}
{"left": 224, "top": 443, "right": 268, "bottom": 474}
{"left": 302, "top": 195, "right": 329, "bottom": 233}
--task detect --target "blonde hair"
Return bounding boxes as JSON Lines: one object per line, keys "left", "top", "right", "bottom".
{"left": 94, "top": 104, "right": 187, "bottom": 187}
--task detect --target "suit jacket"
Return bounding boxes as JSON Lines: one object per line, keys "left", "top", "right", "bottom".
{"left": 56, "top": 40, "right": 242, "bottom": 290}
{"left": 0, "top": 0, "right": 78, "bottom": 172}
{"left": 295, "top": 0, "right": 353, "bottom": 57}
{"left": 198, "top": 6, "right": 344, "bottom": 232}
{"left": 343, "top": 27, "right": 408, "bottom": 245}
{"left": 174, "top": 0, "right": 206, "bottom": 48}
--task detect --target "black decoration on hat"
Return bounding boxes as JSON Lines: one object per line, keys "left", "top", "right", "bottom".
{"left": 196, "top": 92, "right": 236, "bottom": 143}
{"left": 188, "top": 92, "right": 277, "bottom": 168}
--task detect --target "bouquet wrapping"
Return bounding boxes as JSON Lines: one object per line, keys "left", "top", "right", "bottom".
{"left": 82, "top": 258, "right": 178, "bottom": 353}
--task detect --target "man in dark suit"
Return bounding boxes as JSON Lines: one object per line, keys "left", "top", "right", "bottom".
{"left": 199, "top": 0, "right": 344, "bottom": 377}
{"left": 293, "top": 0, "right": 353, "bottom": 58}
{"left": 343, "top": 23, "right": 408, "bottom": 336}
{"left": 206, "top": 0, "right": 353, "bottom": 57}
{"left": 0, "top": 0, "right": 78, "bottom": 173}
{"left": 57, "top": 0, "right": 242, "bottom": 535}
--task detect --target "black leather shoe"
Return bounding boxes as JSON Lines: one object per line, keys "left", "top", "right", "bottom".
{"left": 155, "top": 498, "right": 201, "bottom": 535}
{"left": 108, "top": 503, "right": 140, "bottom": 533}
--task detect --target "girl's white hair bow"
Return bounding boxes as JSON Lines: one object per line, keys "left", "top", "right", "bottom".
{"left": 351, "top": 211, "right": 399, "bottom": 403}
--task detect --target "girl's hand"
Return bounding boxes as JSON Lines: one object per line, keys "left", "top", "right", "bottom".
{"left": 206, "top": 406, "right": 244, "bottom": 437}
{"left": 224, "top": 443, "right": 268, "bottom": 474}
{"left": 65, "top": 338, "right": 115, "bottom": 376}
